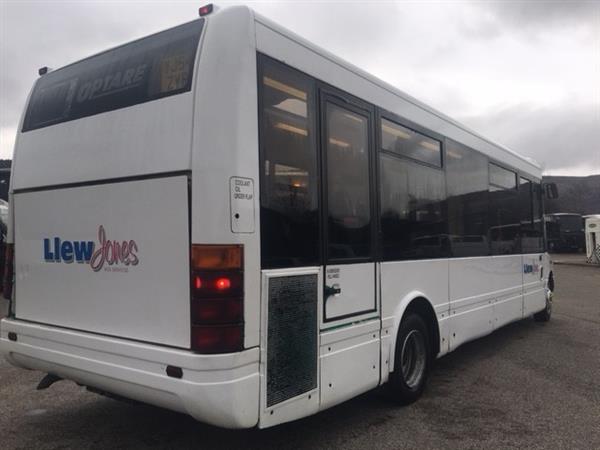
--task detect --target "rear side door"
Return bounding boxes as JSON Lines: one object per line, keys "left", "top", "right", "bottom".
{"left": 319, "top": 90, "right": 380, "bottom": 409}
{"left": 320, "top": 94, "right": 378, "bottom": 326}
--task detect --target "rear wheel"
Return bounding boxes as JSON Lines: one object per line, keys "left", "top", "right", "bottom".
{"left": 388, "top": 313, "right": 431, "bottom": 404}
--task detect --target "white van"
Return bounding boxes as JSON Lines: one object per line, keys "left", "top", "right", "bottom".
{"left": 1, "top": 6, "right": 554, "bottom": 429}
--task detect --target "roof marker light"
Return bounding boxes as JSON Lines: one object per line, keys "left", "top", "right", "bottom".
{"left": 199, "top": 4, "right": 214, "bottom": 17}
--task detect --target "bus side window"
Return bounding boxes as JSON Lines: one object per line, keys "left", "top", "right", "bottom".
{"left": 446, "top": 141, "right": 490, "bottom": 257}
{"left": 258, "top": 56, "right": 319, "bottom": 269}
{"left": 532, "top": 182, "right": 544, "bottom": 252}
{"left": 519, "top": 177, "right": 543, "bottom": 254}
{"left": 488, "top": 163, "right": 520, "bottom": 255}
{"left": 379, "top": 154, "right": 446, "bottom": 260}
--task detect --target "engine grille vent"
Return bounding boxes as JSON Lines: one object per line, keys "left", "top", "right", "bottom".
{"left": 267, "top": 274, "right": 318, "bottom": 407}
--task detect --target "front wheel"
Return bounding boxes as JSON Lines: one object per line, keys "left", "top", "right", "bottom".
{"left": 534, "top": 274, "right": 554, "bottom": 322}
{"left": 387, "top": 314, "right": 431, "bottom": 404}
{"left": 534, "top": 290, "right": 553, "bottom": 322}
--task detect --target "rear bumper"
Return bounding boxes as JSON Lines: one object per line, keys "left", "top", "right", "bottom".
{"left": 0, "top": 318, "right": 259, "bottom": 429}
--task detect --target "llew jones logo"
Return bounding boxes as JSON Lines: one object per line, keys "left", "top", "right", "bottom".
{"left": 43, "top": 225, "right": 139, "bottom": 272}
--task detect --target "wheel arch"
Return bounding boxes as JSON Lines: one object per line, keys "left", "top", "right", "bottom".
{"left": 389, "top": 292, "right": 441, "bottom": 373}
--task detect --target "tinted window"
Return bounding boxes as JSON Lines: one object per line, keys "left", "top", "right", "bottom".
{"left": 23, "top": 20, "right": 204, "bottom": 132}
{"left": 556, "top": 215, "right": 583, "bottom": 232}
{"left": 532, "top": 182, "right": 544, "bottom": 251}
{"left": 259, "top": 56, "right": 319, "bottom": 269}
{"left": 489, "top": 163, "right": 517, "bottom": 190}
{"left": 489, "top": 163, "right": 519, "bottom": 254}
{"left": 381, "top": 118, "right": 442, "bottom": 167}
{"left": 325, "top": 103, "right": 372, "bottom": 260}
{"left": 446, "top": 141, "right": 490, "bottom": 257}
{"left": 380, "top": 154, "right": 447, "bottom": 260}
{"left": 519, "top": 177, "right": 543, "bottom": 253}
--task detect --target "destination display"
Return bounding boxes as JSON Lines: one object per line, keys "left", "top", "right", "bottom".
{"left": 22, "top": 19, "right": 204, "bottom": 132}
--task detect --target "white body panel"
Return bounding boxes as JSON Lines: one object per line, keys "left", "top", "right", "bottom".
{"left": 190, "top": 8, "right": 261, "bottom": 348}
{"left": 12, "top": 94, "right": 195, "bottom": 191}
{"left": 380, "top": 259, "right": 450, "bottom": 365}
{"left": 1, "top": 320, "right": 259, "bottom": 428}
{"left": 324, "top": 263, "right": 377, "bottom": 325}
{"left": 448, "top": 255, "right": 523, "bottom": 349}
{"left": 319, "top": 321, "right": 380, "bottom": 409}
{"left": 1, "top": 5, "right": 552, "bottom": 430}
{"left": 522, "top": 254, "right": 548, "bottom": 316}
{"left": 13, "top": 176, "right": 191, "bottom": 347}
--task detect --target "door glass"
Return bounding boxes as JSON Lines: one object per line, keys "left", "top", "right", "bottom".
{"left": 325, "top": 103, "right": 371, "bottom": 260}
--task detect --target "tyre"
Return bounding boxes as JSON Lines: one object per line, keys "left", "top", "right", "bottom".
{"left": 534, "top": 275, "right": 553, "bottom": 322}
{"left": 388, "top": 313, "right": 431, "bottom": 404}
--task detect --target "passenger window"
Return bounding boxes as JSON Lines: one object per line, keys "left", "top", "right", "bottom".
{"left": 379, "top": 154, "right": 447, "bottom": 260}
{"left": 519, "top": 177, "right": 541, "bottom": 253}
{"left": 489, "top": 163, "right": 517, "bottom": 190}
{"left": 489, "top": 163, "right": 519, "bottom": 254}
{"left": 325, "top": 103, "right": 372, "bottom": 260}
{"left": 531, "top": 182, "right": 545, "bottom": 252}
{"left": 381, "top": 118, "right": 442, "bottom": 167}
{"left": 446, "top": 141, "right": 490, "bottom": 257}
{"left": 258, "top": 56, "right": 319, "bottom": 269}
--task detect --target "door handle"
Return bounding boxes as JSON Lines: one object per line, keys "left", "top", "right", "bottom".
{"left": 324, "top": 284, "right": 341, "bottom": 298}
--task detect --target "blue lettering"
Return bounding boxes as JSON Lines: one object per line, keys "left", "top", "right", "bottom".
{"left": 61, "top": 241, "right": 74, "bottom": 263}
{"left": 73, "top": 241, "right": 94, "bottom": 263}
{"left": 43, "top": 238, "right": 54, "bottom": 261}
{"left": 54, "top": 237, "right": 61, "bottom": 262}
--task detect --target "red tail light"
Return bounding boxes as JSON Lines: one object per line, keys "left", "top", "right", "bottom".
{"left": 191, "top": 271, "right": 242, "bottom": 298}
{"left": 191, "top": 298, "right": 243, "bottom": 324}
{"left": 215, "top": 277, "right": 231, "bottom": 291}
{"left": 191, "top": 325, "right": 243, "bottom": 354}
{"left": 190, "top": 244, "right": 243, "bottom": 354}
{"left": 2, "top": 243, "right": 14, "bottom": 300}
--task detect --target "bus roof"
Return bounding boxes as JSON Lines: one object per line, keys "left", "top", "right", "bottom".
{"left": 21, "top": 6, "right": 542, "bottom": 177}
{"left": 251, "top": 8, "right": 542, "bottom": 175}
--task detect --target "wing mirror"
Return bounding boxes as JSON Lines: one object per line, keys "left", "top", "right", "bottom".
{"left": 544, "top": 182, "right": 559, "bottom": 199}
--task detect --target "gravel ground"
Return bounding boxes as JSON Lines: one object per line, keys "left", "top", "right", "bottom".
{"left": 1, "top": 264, "right": 599, "bottom": 449}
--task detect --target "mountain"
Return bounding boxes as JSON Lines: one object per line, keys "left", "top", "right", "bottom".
{"left": 542, "top": 175, "right": 600, "bottom": 216}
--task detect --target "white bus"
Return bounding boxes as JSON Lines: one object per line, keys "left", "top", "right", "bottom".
{"left": 0, "top": 5, "right": 554, "bottom": 429}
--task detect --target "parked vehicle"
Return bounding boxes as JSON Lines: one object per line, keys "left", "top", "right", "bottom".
{"left": 545, "top": 213, "right": 585, "bottom": 252}
{"left": 0, "top": 5, "right": 554, "bottom": 429}
{"left": 584, "top": 215, "right": 600, "bottom": 264}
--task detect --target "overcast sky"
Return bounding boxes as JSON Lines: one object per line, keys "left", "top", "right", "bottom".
{"left": 1, "top": 0, "right": 598, "bottom": 175}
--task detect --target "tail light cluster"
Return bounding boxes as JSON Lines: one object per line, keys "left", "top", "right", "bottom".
{"left": 190, "top": 245, "right": 244, "bottom": 354}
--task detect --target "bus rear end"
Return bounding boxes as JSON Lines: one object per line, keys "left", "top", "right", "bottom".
{"left": 0, "top": 7, "right": 262, "bottom": 429}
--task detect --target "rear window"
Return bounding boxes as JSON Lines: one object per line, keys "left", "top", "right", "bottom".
{"left": 22, "top": 19, "right": 204, "bottom": 132}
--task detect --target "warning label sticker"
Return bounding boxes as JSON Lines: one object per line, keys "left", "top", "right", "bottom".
{"left": 230, "top": 177, "right": 255, "bottom": 233}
